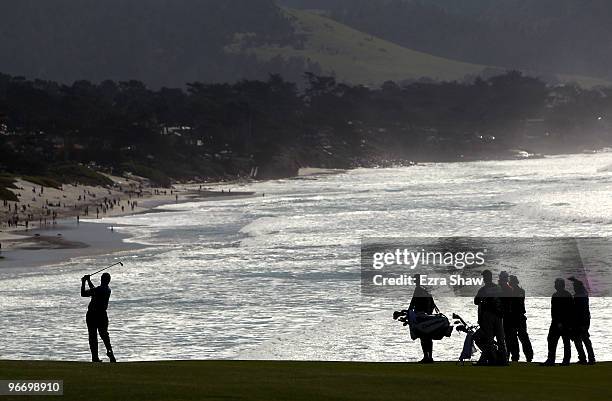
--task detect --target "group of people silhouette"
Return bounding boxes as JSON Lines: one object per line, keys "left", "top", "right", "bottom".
{"left": 409, "top": 270, "right": 596, "bottom": 365}
{"left": 80, "top": 268, "right": 595, "bottom": 365}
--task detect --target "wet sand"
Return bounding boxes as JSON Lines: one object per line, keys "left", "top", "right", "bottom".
{"left": 0, "top": 222, "right": 141, "bottom": 270}
{"left": 297, "top": 167, "right": 346, "bottom": 177}
{"left": 0, "top": 188, "right": 255, "bottom": 270}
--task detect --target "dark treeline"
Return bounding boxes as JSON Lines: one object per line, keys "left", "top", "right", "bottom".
{"left": 1, "top": 71, "right": 611, "bottom": 188}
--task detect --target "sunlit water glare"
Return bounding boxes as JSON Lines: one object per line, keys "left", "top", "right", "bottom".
{"left": 2, "top": 152, "right": 612, "bottom": 362}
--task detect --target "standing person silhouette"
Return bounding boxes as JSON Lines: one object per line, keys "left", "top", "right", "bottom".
{"left": 474, "top": 270, "right": 507, "bottom": 365}
{"left": 541, "top": 278, "right": 573, "bottom": 366}
{"left": 569, "top": 277, "right": 596, "bottom": 365}
{"left": 498, "top": 271, "right": 518, "bottom": 362}
{"left": 508, "top": 275, "right": 533, "bottom": 362}
{"left": 408, "top": 274, "right": 439, "bottom": 363}
{"left": 81, "top": 273, "right": 116, "bottom": 363}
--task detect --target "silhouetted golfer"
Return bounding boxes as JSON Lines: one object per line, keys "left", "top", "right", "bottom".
{"left": 408, "top": 274, "right": 439, "bottom": 363}
{"left": 81, "top": 273, "right": 116, "bottom": 363}
{"left": 498, "top": 271, "right": 517, "bottom": 362}
{"left": 541, "top": 278, "right": 573, "bottom": 366}
{"left": 474, "top": 270, "right": 506, "bottom": 365}
{"left": 509, "top": 275, "right": 533, "bottom": 362}
{"left": 569, "top": 277, "right": 596, "bottom": 365}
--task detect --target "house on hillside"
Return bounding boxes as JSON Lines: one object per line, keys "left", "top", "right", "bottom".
{"left": 160, "top": 125, "right": 193, "bottom": 137}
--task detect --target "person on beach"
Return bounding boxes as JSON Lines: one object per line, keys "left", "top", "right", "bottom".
{"left": 508, "top": 275, "right": 533, "bottom": 362}
{"left": 569, "top": 277, "right": 596, "bottom": 365}
{"left": 408, "top": 274, "right": 439, "bottom": 363}
{"left": 81, "top": 273, "right": 116, "bottom": 363}
{"left": 540, "top": 278, "right": 573, "bottom": 366}
{"left": 474, "top": 270, "right": 507, "bottom": 365}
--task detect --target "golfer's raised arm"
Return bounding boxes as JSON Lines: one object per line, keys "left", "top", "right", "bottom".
{"left": 81, "top": 275, "right": 93, "bottom": 297}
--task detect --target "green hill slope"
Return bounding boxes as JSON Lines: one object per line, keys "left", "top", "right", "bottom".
{"left": 228, "top": 8, "right": 486, "bottom": 84}
{"left": 228, "top": 8, "right": 610, "bottom": 88}
{"left": 282, "top": 1, "right": 612, "bottom": 84}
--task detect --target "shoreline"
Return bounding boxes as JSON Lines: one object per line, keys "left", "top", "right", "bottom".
{"left": 1, "top": 150, "right": 604, "bottom": 270}
{"left": 0, "top": 145, "right": 602, "bottom": 237}
{"left": 0, "top": 187, "right": 257, "bottom": 270}
{"left": 0, "top": 166, "right": 350, "bottom": 269}
{"left": 0, "top": 166, "right": 343, "bottom": 244}
{"left": 0, "top": 221, "right": 142, "bottom": 270}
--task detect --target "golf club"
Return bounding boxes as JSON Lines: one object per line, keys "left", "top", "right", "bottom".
{"left": 89, "top": 261, "right": 124, "bottom": 277}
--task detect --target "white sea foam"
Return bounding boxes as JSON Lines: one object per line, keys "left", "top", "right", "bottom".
{"left": 2, "top": 151, "right": 612, "bottom": 362}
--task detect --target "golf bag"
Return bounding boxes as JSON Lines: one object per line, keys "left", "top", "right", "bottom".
{"left": 459, "top": 332, "right": 477, "bottom": 363}
{"left": 453, "top": 313, "right": 505, "bottom": 366}
{"left": 453, "top": 313, "right": 479, "bottom": 364}
{"left": 394, "top": 310, "right": 453, "bottom": 340}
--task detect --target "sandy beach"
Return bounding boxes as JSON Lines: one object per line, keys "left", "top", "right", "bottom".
{"left": 297, "top": 167, "right": 346, "bottom": 177}
{"left": 0, "top": 175, "right": 255, "bottom": 269}
{"left": 0, "top": 222, "right": 143, "bottom": 269}
{"left": 0, "top": 168, "right": 348, "bottom": 267}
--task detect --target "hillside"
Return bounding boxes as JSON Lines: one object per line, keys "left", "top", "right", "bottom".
{"left": 281, "top": 0, "right": 612, "bottom": 83}
{"left": 228, "top": 8, "right": 487, "bottom": 85}
{"left": 230, "top": 7, "right": 610, "bottom": 87}
{"left": 1, "top": 1, "right": 608, "bottom": 88}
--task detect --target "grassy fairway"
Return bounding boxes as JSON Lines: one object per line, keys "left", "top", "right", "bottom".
{"left": 0, "top": 360, "right": 610, "bottom": 401}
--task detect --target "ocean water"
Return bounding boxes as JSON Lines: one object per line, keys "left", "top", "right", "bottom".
{"left": 1, "top": 152, "right": 612, "bottom": 362}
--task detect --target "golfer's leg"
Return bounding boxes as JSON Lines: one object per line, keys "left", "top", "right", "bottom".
{"left": 562, "top": 335, "right": 571, "bottom": 364}
{"left": 574, "top": 329, "right": 586, "bottom": 363}
{"left": 495, "top": 317, "right": 507, "bottom": 357}
{"left": 419, "top": 338, "right": 427, "bottom": 359}
{"left": 479, "top": 316, "right": 495, "bottom": 363}
{"left": 584, "top": 322, "right": 595, "bottom": 362}
{"left": 547, "top": 324, "right": 559, "bottom": 362}
{"left": 517, "top": 317, "right": 533, "bottom": 361}
{"left": 423, "top": 337, "right": 433, "bottom": 359}
{"left": 579, "top": 329, "right": 594, "bottom": 362}
{"left": 98, "top": 315, "right": 113, "bottom": 353}
{"left": 584, "top": 336, "right": 595, "bottom": 362}
{"left": 519, "top": 332, "right": 533, "bottom": 361}
{"left": 504, "top": 318, "right": 518, "bottom": 360}
{"left": 86, "top": 315, "right": 98, "bottom": 360}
